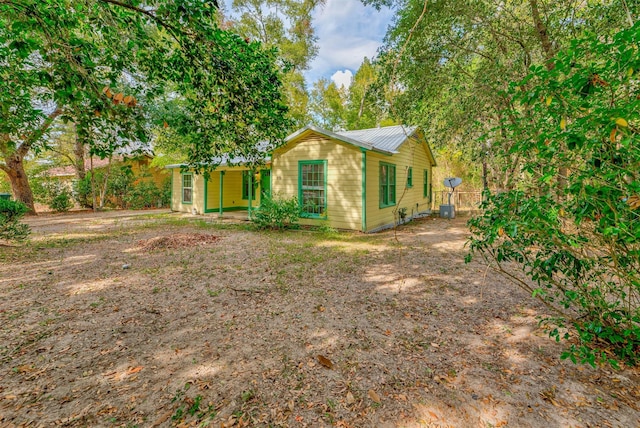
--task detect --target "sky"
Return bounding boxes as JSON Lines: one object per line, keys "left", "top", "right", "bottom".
{"left": 222, "top": 0, "right": 395, "bottom": 89}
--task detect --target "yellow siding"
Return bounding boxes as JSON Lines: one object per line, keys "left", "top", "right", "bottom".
{"left": 272, "top": 133, "right": 362, "bottom": 230}
{"left": 205, "top": 172, "right": 221, "bottom": 212}
{"left": 129, "top": 157, "right": 169, "bottom": 187}
{"left": 365, "top": 138, "right": 433, "bottom": 231}
{"left": 206, "top": 169, "right": 262, "bottom": 210}
{"left": 179, "top": 167, "right": 262, "bottom": 212}
{"left": 171, "top": 169, "right": 205, "bottom": 214}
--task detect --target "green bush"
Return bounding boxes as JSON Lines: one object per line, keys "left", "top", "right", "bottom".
{"left": 251, "top": 195, "right": 301, "bottom": 230}
{"left": 73, "top": 174, "right": 93, "bottom": 208}
{"left": 0, "top": 198, "right": 30, "bottom": 242}
{"left": 107, "top": 165, "right": 134, "bottom": 208}
{"left": 124, "top": 181, "right": 163, "bottom": 209}
{"left": 467, "top": 25, "right": 640, "bottom": 368}
{"left": 49, "top": 187, "right": 73, "bottom": 212}
{"left": 160, "top": 178, "right": 171, "bottom": 207}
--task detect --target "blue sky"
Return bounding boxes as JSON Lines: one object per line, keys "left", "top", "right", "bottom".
{"left": 222, "top": 0, "right": 395, "bottom": 88}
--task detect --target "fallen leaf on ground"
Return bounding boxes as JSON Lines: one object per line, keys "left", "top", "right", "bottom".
{"left": 317, "top": 355, "right": 333, "bottom": 369}
{"left": 368, "top": 389, "right": 381, "bottom": 404}
{"left": 126, "top": 366, "right": 143, "bottom": 375}
{"left": 346, "top": 391, "right": 355, "bottom": 405}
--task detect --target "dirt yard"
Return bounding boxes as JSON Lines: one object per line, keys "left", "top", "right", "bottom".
{"left": 1, "top": 210, "right": 638, "bottom": 427}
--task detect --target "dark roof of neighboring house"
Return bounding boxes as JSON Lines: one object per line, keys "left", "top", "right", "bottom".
{"left": 46, "top": 157, "right": 113, "bottom": 178}
{"left": 44, "top": 154, "right": 151, "bottom": 178}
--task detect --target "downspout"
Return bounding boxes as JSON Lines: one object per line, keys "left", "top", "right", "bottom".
{"left": 219, "top": 171, "right": 224, "bottom": 217}
{"left": 361, "top": 148, "right": 367, "bottom": 232}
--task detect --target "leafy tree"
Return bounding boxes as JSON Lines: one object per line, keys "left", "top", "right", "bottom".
{"left": 344, "top": 57, "right": 395, "bottom": 129}
{"left": 468, "top": 24, "right": 640, "bottom": 367}
{"left": 225, "top": 0, "right": 325, "bottom": 128}
{"left": 361, "top": 0, "right": 634, "bottom": 188}
{"left": 1, "top": 0, "right": 291, "bottom": 213}
{"left": 308, "top": 78, "right": 346, "bottom": 130}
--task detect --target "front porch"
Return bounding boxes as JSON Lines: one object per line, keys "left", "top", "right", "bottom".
{"left": 202, "top": 168, "right": 271, "bottom": 216}
{"left": 169, "top": 164, "right": 271, "bottom": 216}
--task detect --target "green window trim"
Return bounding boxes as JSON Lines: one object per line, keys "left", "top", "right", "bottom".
{"left": 423, "top": 169, "right": 429, "bottom": 199}
{"left": 407, "top": 167, "right": 413, "bottom": 188}
{"left": 182, "top": 173, "right": 193, "bottom": 204}
{"left": 298, "top": 160, "right": 327, "bottom": 218}
{"left": 242, "top": 171, "right": 258, "bottom": 200}
{"left": 379, "top": 162, "right": 396, "bottom": 208}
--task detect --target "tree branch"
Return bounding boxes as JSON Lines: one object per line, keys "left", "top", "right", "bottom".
{"left": 16, "top": 108, "right": 63, "bottom": 159}
{"left": 97, "top": 0, "right": 182, "bottom": 39}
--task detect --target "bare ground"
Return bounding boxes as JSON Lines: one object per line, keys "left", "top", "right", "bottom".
{"left": 0, "top": 210, "right": 638, "bottom": 427}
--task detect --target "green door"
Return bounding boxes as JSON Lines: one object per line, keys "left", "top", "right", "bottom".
{"left": 260, "top": 170, "right": 271, "bottom": 200}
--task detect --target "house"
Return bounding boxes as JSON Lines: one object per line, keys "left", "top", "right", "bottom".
{"left": 168, "top": 124, "right": 437, "bottom": 232}
{"left": 45, "top": 154, "right": 168, "bottom": 188}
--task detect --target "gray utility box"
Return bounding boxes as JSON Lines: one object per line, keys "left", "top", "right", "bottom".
{"left": 439, "top": 204, "right": 455, "bottom": 219}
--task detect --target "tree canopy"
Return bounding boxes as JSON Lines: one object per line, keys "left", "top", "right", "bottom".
{"left": 1, "top": 0, "right": 292, "bottom": 212}
{"left": 363, "top": 0, "right": 635, "bottom": 187}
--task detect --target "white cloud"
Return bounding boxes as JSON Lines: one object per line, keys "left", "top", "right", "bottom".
{"left": 331, "top": 69, "right": 353, "bottom": 89}
{"left": 222, "top": 0, "right": 394, "bottom": 85}
{"left": 306, "top": 0, "right": 394, "bottom": 83}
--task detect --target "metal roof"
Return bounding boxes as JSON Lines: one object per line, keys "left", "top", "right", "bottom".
{"left": 336, "top": 125, "right": 418, "bottom": 153}
{"left": 165, "top": 154, "right": 271, "bottom": 169}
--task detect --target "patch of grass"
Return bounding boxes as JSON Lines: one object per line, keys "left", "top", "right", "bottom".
{"left": 241, "top": 390, "right": 255, "bottom": 402}
{"left": 207, "top": 288, "right": 223, "bottom": 297}
{"left": 90, "top": 297, "right": 105, "bottom": 308}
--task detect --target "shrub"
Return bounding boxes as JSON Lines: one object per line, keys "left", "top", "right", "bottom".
{"left": 124, "top": 181, "right": 163, "bottom": 209}
{"left": 160, "top": 178, "right": 171, "bottom": 207}
{"left": 49, "top": 187, "right": 73, "bottom": 212}
{"left": 467, "top": 25, "right": 640, "bottom": 368}
{"left": 107, "top": 165, "right": 134, "bottom": 208}
{"left": 251, "top": 195, "right": 301, "bottom": 230}
{"left": 0, "top": 198, "right": 30, "bottom": 242}
{"left": 73, "top": 174, "right": 93, "bottom": 208}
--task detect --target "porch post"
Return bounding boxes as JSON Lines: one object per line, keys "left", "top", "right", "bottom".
{"left": 219, "top": 170, "right": 225, "bottom": 217}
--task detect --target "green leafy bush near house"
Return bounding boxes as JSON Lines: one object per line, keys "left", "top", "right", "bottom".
{"left": 0, "top": 198, "right": 30, "bottom": 242}
{"left": 73, "top": 169, "right": 170, "bottom": 210}
{"left": 124, "top": 181, "right": 163, "bottom": 209}
{"left": 252, "top": 195, "right": 301, "bottom": 230}
{"left": 48, "top": 185, "right": 73, "bottom": 212}
{"left": 32, "top": 176, "right": 74, "bottom": 212}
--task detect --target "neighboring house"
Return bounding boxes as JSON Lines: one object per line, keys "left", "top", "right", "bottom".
{"left": 168, "top": 124, "right": 437, "bottom": 232}
{"left": 45, "top": 154, "right": 168, "bottom": 187}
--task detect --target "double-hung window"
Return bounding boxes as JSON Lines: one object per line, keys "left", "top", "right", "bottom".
{"left": 299, "top": 160, "right": 327, "bottom": 217}
{"left": 182, "top": 173, "right": 193, "bottom": 204}
{"left": 407, "top": 167, "right": 413, "bottom": 188}
{"left": 379, "top": 162, "right": 396, "bottom": 207}
{"left": 423, "top": 169, "right": 429, "bottom": 199}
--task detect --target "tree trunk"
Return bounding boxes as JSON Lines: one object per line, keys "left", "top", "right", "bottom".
{"left": 529, "top": 0, "right": 567, "bottom": 199}
{"left": 3, "top": 153, "right": 36, "bottom": 214}
{"left": 0, "top": 107, "right": 62, "bottom": 214}
{"left": 529, "top": 0, "right": 556, "bottom": 71}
